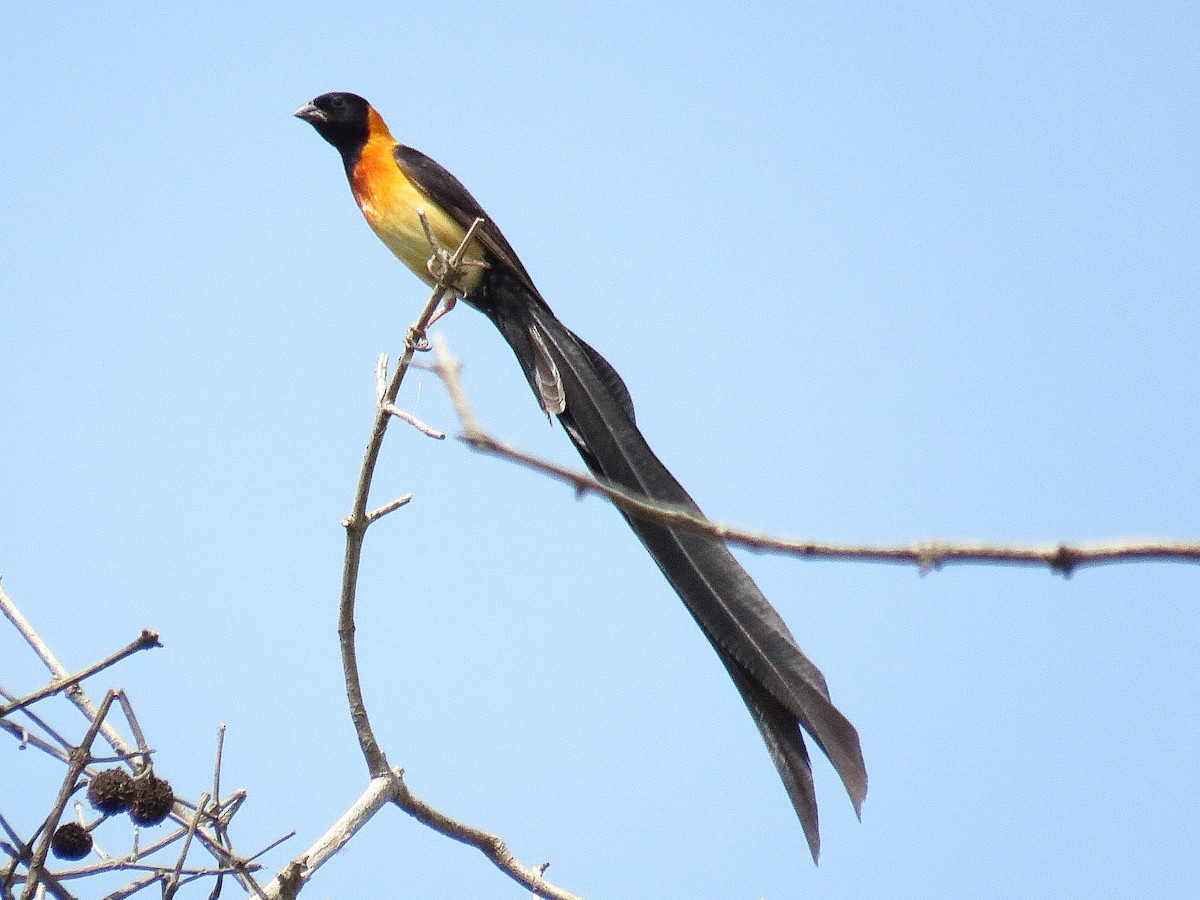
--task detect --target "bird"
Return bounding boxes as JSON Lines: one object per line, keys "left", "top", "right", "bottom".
{"left": 295, "top": 91, "right": 866, "bottom": 861}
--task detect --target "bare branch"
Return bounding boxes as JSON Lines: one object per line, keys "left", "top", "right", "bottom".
{"left": 338, "top": 215, "right": 492, "bottom": 776}
{"left": 263, "top": 774, "right": 395, "bottom": 898}
{"left": 391, "top": 777, "right": 584, "bottom": 900}
{"left": 264, "top": 770, "right": 583, "bottom": 900}
{"left": 211, "top": 725, "right": 227, "bottom": 845}
{"left": 163, "top": 793, "right": 210, "bottom": 900}
{"left": 427, "top": 339, "right": 1200, "bottom": 577}
{"left": 365, "top": 494, "right": 414, "bottom": 524}
{"left": 0, "top": 712, "right": 71, "bottom": 763}
{"left": 22, "top": 691, "right": 118, "bottom": 899}
{"left": 0, "top": 585, "right": 138, "bottom": 762}
{"left": 381, "top": 403, "right": 446, "bottom": 440}
{"left": 0, "top": 631, "right": 161, "bottom": 718}
{"left": 327, "top": 219, "right": 585, "bottom": 899}
{"left": 373, "top": 353, "right": 388, "bottom": 403}
{"left": 336, "top": 227, "right": 481, "bottom": 777}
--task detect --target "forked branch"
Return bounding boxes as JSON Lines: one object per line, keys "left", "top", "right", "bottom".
{"left": 307, "top": 218, "right": 584, "bottom": 900}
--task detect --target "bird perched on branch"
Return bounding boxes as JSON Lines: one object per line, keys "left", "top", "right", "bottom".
{"left": 296, "top": 91, "right": 866, "bottom": 861}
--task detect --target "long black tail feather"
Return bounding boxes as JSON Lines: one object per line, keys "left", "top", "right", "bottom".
{"left": 477, "top": 272, "right": 866, "bottom": 861}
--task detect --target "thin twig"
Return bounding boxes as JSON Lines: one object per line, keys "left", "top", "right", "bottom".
{"left": 263, "top": 770, "right": 583, "bottom": 900}
{"left": 262, "top": 774, "right": 396, "bottom": 898}
{"left": 241, "top": 831, "right": 296, "bottom": 866}
{"left": 96, "top": 871, "right": 161, "bottom": 900}
{"left": 337, "top": 216, "right": 487, "bottom": 777}
{"left": 211, "top": 726, "right": 226, "bottom": 845}
{"left": 0, "top": 585, "right": 138, "bottom": 762}
{"left": 0, "top": 683, "right": 76, "bottom": 757}
{"left": 0, "top": 813, "right": 30, "bottom": 896}
{"left": 111, "top": 691, "right": 152, "bottom": 765}
{"left": 381, "top": 404, "right": 446, "bottom": 440}
{"left": 163, "top": 792, "right": 210, "bottom": 900}
{"left": 365, "top": 494, "right": 414, "bottom": 523}
{"left": 0, "top": 631, "right": 160, "bottom": 717}
{"left": 0, "top": 593, "right": 263, "bottom": 899}
{"left": 22, "top": 691, "right": 118, "bottom": 900}
{"left": 427, "top": 340, "right": 1200, "bottom": 577}
{"left": 391, "top": 775, "right": 583, "bottom": 900}
{"left": 0, "top": 717, "right": 71, "bottom": 762}
{"left": 325, "top": 216, "right": 582, "bottom": 899}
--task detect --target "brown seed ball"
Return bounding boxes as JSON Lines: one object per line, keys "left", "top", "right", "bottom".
{"left": 88, "top": 767, "right": 134, "bottom": 814}
{"left": 50, "top": 823, "right": 93, "bottom": 860}
{"left": 129, "top": 773, "right": 175, "bottom": 826}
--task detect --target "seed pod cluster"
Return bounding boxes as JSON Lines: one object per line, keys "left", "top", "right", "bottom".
{"left": 86, "top": 767, "right": 176, "bottom": 826}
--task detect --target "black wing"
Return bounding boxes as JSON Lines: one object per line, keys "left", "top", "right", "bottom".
{"left": 393, "top": 144, "right": 542, "bottom": 299}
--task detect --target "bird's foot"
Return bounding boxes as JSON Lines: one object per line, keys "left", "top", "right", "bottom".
{"left": 426, "top": 294, "right": 458, "bottom": 329}
{"left": 405, "top": 325, "right": 431, "bottom": 352}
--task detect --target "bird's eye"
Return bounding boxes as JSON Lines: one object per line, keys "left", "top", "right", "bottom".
{"left": 331, "top": 96, "right": 346, "bottom": 109}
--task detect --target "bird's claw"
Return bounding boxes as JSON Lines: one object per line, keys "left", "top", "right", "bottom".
{"left": 425, "top": 249, "right": 453, "bottom": 287}
{"left": 426, "top": 295, "right": 458, "bottom": 329}
{"left": 426, "top": 251, "right": 488, "bottom": 295}
{"left": 405, "top": 325, "right": 431, "bottom": 352}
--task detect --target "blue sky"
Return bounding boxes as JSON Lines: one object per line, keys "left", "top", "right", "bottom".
{"left": 2, "top": 2, "right": 1198, "bottom": 897}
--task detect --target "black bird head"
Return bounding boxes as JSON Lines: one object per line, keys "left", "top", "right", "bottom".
{"left": 294, "top": 92, "right": 372, "bottom": 158}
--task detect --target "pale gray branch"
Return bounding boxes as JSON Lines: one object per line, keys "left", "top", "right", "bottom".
{"left": 328, "top": 222, "right": 585, "bottom": 900}
{"left": 427, "top": 339, "right": 1200, "bottom": 577}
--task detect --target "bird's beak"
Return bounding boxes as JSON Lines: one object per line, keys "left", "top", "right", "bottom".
{"left": 294, "top": 102, "right": 326, "bottom": 124}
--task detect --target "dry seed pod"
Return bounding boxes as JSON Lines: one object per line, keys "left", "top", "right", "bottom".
{"left": 50, "top": 823, "right": 92, "bottom": 860}
{"left": 88, "top": 767, "right": 134, "bottom": 814}
{"left": 129, "top": 773, "right": 175, "bottom": 826}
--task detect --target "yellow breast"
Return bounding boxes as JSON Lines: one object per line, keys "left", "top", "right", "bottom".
{"left": 350, "top": 139, "right": 483, "bottom": 293}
